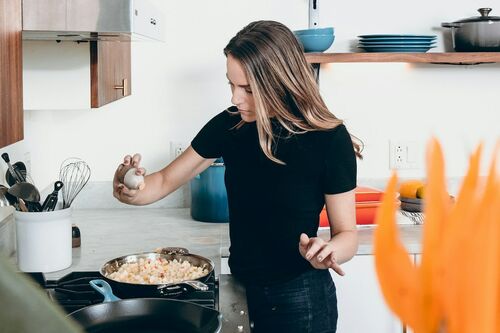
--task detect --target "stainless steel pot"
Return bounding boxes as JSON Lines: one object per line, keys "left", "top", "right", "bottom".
{"left": 442, "top": 8, "right": 500, "bottom": 51}
{"left": 100, "top": 247, "right": 215, "bottom": 298}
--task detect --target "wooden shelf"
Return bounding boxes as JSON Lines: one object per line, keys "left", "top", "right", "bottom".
{"left": 305, "top": 52, "right": 500, "bottom": 65}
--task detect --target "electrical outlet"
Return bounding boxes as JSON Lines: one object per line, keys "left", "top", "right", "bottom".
{"left": 170, "top": 142, "right": 188, "bottom": 160}
{"left": 389, "top": 140, "right": 421, "bottom": 170}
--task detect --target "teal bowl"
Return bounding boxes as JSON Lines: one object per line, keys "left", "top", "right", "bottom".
{"left": 294, "top": 27, "right": 335, "bottom": 36}
{"left": 295, "top": 34, "right": 335, "bottom": 52}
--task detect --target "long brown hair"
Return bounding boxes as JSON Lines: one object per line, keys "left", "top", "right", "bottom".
{"left": 224, "top": 20, "right": 363, "bottom": 164}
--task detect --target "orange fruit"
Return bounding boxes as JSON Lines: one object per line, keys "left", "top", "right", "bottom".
{"left": 399, "top": 180, "right": 425, "bottom": 199}
{"left": 416, "top": 186, "right": 425, "bottom": 199}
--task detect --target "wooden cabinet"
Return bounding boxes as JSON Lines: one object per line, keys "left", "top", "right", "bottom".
{"left": 0, "top": 0, "right": 23, "bottom": 148}
{"left": 90, "top": 39, "right": 131, "bottom": 108}
{"left": 23, "top": 39, "right": 131, "bottom": 110}
{"left": 331, "top": 255, "right": 403, "bottom": 333}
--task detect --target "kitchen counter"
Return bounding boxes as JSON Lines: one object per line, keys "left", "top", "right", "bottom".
{"left": 41, "top": 208, "right": 422, "bottom": 280}
{"left": 44, "top": 208, "right": 230, "bottom": 280}
{"left": 220, "top": 213, "right": 423, "bottom": 259}
{"left": 328, "top": 222, "right": 423, "bottom": 255}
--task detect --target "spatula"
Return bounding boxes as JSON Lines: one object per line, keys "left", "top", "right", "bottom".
{"left": 1, "top": 153, "right": 26, "bottom": 184}
{"left": 41, "top": 181, "right": 64, "bottom": 212}
{"left": 5, "top": 161, "right": 28, "bottom": 187}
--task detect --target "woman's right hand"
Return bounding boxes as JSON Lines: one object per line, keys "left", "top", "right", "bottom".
{"left": 113, "top": 153, "right": 146, "bottom": 203}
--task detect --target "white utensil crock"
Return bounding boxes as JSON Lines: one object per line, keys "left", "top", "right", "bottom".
{"left": 14, "top": 207, "right": 72, "bottom": 272}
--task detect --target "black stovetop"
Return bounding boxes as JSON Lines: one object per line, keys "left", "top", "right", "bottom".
{"left": 26, "top": 271, "right": 218, "bottom": 314}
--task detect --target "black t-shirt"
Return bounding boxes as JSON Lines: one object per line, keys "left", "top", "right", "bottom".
{"left": 191, "top": 109, "right": 357, "bottom": 285}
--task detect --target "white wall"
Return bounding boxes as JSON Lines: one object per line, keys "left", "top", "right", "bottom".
{"left": 1, "top": 0, "right": 499, "bottom": 201}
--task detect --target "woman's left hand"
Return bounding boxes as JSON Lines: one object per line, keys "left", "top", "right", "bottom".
{"left": 299, "top": 233, "right": 345, "bottom": 276}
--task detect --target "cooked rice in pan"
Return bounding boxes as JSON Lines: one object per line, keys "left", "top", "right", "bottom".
{"left": 107, "top": 258, "right": 209, "bottom": 284}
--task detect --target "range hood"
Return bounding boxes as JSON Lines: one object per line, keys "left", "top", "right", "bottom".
{"left": 22, "top": 0, "right": 164, "bottom": 41}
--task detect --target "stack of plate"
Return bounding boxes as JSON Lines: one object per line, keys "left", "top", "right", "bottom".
{"left": 358, "top": 34, "right": 437, "bottom": 53}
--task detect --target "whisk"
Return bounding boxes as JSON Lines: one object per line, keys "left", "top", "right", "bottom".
{"left": 59, "top": 158, "right": 91, "bottom": 209}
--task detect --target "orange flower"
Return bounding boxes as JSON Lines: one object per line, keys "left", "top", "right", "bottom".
{"left": 374, "top": 138, "right": 500, "bottom": 333}
{"left": 374, "top": 172, "right": 422, "bottom": 331}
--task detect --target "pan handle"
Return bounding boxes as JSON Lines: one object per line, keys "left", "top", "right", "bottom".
{"left": 155, "top": 247, "right": 190, "bottom": 255}
{"left": 157, "top": 280, "right": 209, "bottom": 296}
{"left": 90, "top": 279, "right": 121, "bottom": 302}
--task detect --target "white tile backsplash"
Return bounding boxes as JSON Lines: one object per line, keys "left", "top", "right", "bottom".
{"left": 52, "top": 181, "right": 190, "bottom": 209}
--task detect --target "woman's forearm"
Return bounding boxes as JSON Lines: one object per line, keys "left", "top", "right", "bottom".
{"left": 329, "top": 229, "right": 359, "bottom": 264}
{"left": 120, "top": 171, "right": 169, "bottom": 206}
{"left": 117, "top": 148, "right": 216, "bottom": 206}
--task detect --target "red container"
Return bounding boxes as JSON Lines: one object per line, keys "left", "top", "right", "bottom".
{"left": 355, "top": 186, "right": 384, "bottom": 203}
{"left": 319, "top": 186, "right": 386, "bottom": 227}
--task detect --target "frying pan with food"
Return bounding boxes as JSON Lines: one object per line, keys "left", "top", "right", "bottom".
{"left": 100, "top": 247, "right": 215, "bottom": 298}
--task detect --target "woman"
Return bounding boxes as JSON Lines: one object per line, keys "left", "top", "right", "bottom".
{"left": 114, "top": 20, "right": 362, "bottom": 333}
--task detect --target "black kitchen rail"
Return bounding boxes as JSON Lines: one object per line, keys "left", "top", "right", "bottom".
{"left": 26, "top": 271, "right": 218, "bottom": 314}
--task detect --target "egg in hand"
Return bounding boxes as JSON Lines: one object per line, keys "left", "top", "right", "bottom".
{"left": 121, "top": 166, "right": 146, "bottom": 190}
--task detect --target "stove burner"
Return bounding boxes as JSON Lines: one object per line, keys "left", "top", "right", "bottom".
{"left": 26, "top": 271, "right": 218, "bottom": 314}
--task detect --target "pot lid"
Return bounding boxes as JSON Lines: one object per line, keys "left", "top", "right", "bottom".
{"left": 454, "top": 8, "right": 500, "bottom": 23}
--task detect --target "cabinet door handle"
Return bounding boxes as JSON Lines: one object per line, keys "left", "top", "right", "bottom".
{"left": 114, "top": 78, "right": 129, "bottom": 96}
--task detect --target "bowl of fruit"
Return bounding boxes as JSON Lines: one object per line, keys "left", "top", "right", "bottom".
{"left": 399, "top": 180, "right": 454, "bottom": 213}
{"left": 399, "top": 180, "right": 425, "bottom": 212}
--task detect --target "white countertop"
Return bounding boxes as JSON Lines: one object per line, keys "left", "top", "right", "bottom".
{"left": 323, "top": 223, "right": 423, "bottom": 255}
{"left": 44, "top": 208, "right": 230, "bottom": 279}
{"left": 40, "top": 208, "right": 421, "bottom": 279}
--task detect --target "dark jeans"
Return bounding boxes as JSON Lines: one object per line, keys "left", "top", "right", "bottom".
{"left": 244, "top": 269, "right": 338, "bottom": 333}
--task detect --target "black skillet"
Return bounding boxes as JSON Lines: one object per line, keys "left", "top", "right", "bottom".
{"left": 68, "top": 279, "right": 222, "bottom": 333}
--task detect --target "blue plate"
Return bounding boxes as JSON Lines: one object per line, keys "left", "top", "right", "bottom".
{"left": 358, "top": 46, "right": 435, "bottom": 53}
{"left": 359, "top": 40, "right": 436, "bottom": 45}
{"left": 359, "top": 38, "right": 436, "bottom": 43}
{"left": 358, "top": 34, "right": 437, "bottom": 39}
{"left": 359, "top": 45, "right": 436, "bottom": 49}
